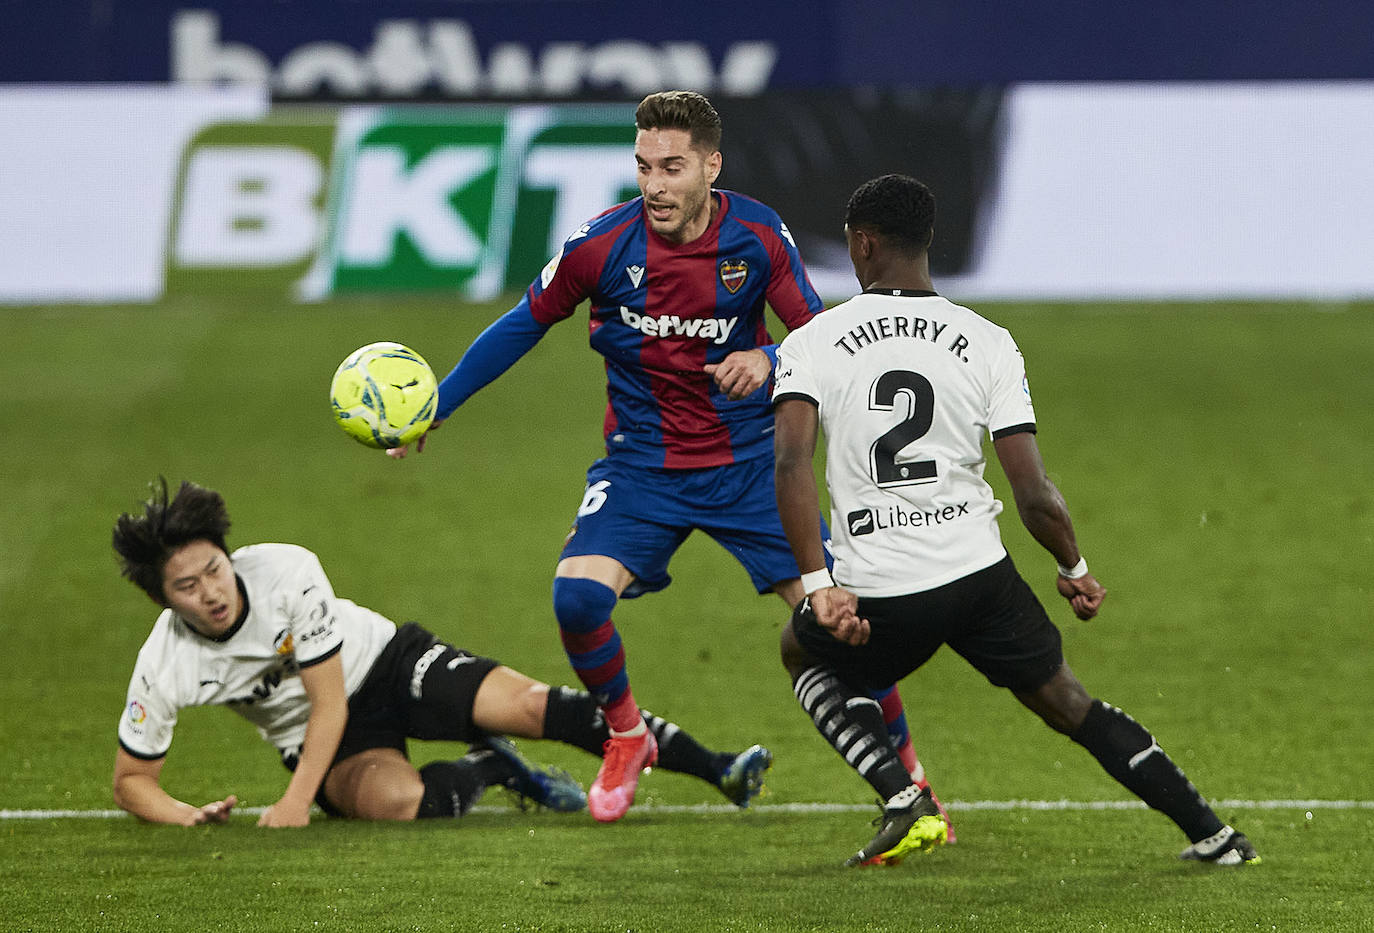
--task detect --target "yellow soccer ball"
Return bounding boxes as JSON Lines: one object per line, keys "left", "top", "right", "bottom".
{"left": 330, "top": 342, "right": 438, "bottom": 449}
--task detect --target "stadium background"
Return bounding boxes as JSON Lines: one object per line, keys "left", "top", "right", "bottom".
{"left": 2, "top": 3, "right": 1372, "bottom": 931}
{"left": 4, "top": 0, "right": 1374, "bottom": 305}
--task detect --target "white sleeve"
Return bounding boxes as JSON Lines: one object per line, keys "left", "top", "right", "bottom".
{"left": 282, "top": 550, "right": 345, "bottom": 667}
{"left": 773, "top": 329, "right": 820, "bottom": 406}
{"left": 117, "top": 654, "right": 179, "bottom": 759}
{"left": 987, "top": 330, "right": 1037, "bottom": 437}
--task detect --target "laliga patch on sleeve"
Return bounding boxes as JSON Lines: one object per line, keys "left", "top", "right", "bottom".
{"left": 541, "top": 246, "right": 564, "bottom": 289}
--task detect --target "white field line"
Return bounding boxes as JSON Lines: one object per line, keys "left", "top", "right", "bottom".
{"left": 2, "top": 798, "right": 1370, "bottom": 820}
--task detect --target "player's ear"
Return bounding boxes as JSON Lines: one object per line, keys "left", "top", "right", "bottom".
{"left": 853, "top": 228, "right": 874, "bottom": 259}
{"left": 705, "top": 149, "right": 722, "bottom": 185}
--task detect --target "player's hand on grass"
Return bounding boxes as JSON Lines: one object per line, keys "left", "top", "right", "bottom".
{"left": 1056, "top": 572, "right": 1106, "bottom": 621}
{"left": 704, "top": 349, "right": 772, "bottom": 400}
{"left": 190, "top": 794, "right": 237, "bottom": 825}
{"left": 257, "top": 797, "right": 311, "bottom": 828}
{"left": 811, "top": 587, "right": 870, "bottom": 646}
{"left": 386, "top": 418, "right": 443, "bottom": 459}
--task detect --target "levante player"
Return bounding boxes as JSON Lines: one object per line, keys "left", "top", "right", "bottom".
{"left": 388, "top": 91, "right": 949, "bottom": 828}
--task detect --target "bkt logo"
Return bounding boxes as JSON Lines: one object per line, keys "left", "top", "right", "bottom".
{"left": 848, "top": 502, "right": 972, "bottom": 536}
{"left": 167, "top": 105, "right": 640, "bottom": 300}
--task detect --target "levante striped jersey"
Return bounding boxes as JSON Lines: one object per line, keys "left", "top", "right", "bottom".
{"left": 435, "top": 190, "right": 824, "bottom": 469}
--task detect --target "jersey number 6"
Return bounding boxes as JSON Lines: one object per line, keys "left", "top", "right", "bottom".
{"left": 868, "top": 370, "right": 938, "bottom": 487}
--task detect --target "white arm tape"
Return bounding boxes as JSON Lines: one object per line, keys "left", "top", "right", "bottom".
{"left": 799, "top": 568, "right": 835, "bottom": 594}
{"left": 1057, "top": 557, "right": 1089, "bottom": 579}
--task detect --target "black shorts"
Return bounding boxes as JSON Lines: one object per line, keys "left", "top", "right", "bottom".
{"left": 335, "top": 621, "right": 501, "bottom": 761}
{"left": 281, "top": 622, "right": 500, "bottom": 812}
{"left": 793, "top": 555, "right": 1063, "bottom": 693}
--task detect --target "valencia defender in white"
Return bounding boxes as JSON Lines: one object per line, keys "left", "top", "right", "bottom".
{"left": 772, "top": 174, "right": 1258, "bottom": 868}
{"left": 111, "top": 479, "right": 772, "bottom": 826}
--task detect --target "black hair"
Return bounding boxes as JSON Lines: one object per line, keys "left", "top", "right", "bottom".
{"left": 112, "top": 478, "right": 231, "bottom": 604}
{"left": 845, "top": 174, "right": 936, "bottom": 253}
{"left": 635, "top": 90, "right": 723, "bottom": 153}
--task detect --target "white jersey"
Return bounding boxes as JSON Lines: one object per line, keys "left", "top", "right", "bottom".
{"left": 774, "top": 290, "right": 1036, "bottom": 597}
{"left": 117, "top": 543, "right": 396, "bottom": 758}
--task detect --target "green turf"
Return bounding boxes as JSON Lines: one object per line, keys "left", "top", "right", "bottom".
{"left": 2, "top": 297, "right": 1372, "bottom": 931}
{"left": 3, "top": 808, "right": 1370, "bottom": 932}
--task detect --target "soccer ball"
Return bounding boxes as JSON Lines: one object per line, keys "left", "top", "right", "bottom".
{"left": 330, "top": 342, "right": 438, "bottom": 449}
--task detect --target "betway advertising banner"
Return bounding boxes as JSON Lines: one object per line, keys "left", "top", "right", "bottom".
{"left": 7, "top": 1, "right": 1374, "bottom": 88}
{"left": 3, "top": 85, "right": 1374, "bottom": 304}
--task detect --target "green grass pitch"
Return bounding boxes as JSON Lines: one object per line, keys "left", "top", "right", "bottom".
{"left": 2, "top": 296, "right": 1371, "bottom": 931}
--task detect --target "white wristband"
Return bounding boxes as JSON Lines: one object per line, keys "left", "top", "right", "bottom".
{"left": 799, "top": 569, "right": 835, "bottom": 594}
{"left": 1057, "top": 557, "right": 1089, "bottom": 579}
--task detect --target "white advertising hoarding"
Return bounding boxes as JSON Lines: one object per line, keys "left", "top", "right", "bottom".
{"left": 940, "top": 82, "right": 1374, "bottom": 302}
{"left": 1, "top": 83, "right": 1372, "bottom": 304}
{"left": 0, "top": 85, "right": 266, "bottom": 302}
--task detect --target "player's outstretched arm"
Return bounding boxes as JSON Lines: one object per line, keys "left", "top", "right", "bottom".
{"left": 258, "top": 653, "right": 348, "bottom": 827}
{"left": 388, "top": 300, "right": 552, "bottom": 460}
{"left": 993, "top": 431, "right": 1105, "bottom": 620}
{"left": 112, "top": 747, "right": 238, "bottom": 825}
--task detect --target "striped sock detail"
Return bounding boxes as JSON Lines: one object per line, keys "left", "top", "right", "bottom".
{"left": 559, "top": 619, "right": 629, "bottom": 704}
{"left": 794, "top": 667, "right": 911, "bottom": 799}
{"left": 643, "top": 711, "right": 682, "bottom": 749}
{"left": 553, "top": 577, "right": 637, "bottom": 729}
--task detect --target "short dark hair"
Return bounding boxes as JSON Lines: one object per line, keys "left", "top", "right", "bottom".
{"left": 845, "top": 174, "right": 936, "bottom": 253}
{"left": 635, "top": 90, "right": 723, "bottom": 153}
{"left": 112, "top": 478, "right": 231, "bottom": 604}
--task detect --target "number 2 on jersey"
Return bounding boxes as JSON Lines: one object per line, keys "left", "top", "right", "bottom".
{"left": 869, "top": 370, "right": 938, "bottom": 487}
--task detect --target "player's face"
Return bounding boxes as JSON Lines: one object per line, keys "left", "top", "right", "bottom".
{"left": 635, "top": 127, "right": 722, "bottom": 244}
{"left": 160, "top": 539, "right": 241, "bottom": 638}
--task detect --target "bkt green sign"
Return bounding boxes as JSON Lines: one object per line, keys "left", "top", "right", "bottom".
{"left": 167, "top": 104, "right": 639, "bottom": 300}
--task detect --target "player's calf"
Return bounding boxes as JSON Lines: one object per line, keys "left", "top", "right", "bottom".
{"left": 1071, "top": 699, "right": 1227, "bottom": 844}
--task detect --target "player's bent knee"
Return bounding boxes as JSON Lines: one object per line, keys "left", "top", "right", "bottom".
{"left": 1016, "top": 664, "right": 1094, "bottom": 735}
{"left": 354, "top": 780, "right": 425, "bottom": 821}
{"left": 551, "top": 576, "right": 619, "bottom": 633}
{"left": 326, "top": 750, "right": 425, "bottom": 820}
{"left": 515, "top": 682, "right": 550, "bottom": 735}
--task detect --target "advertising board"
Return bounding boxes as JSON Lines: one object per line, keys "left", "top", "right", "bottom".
{"left": 5, "top": 2, "right": 1373, "bottom": 89}
{"left": 3, "top": 84, "right": 1372, "bottom": 304}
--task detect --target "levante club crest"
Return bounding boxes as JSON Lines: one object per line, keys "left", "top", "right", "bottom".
{"left": 719, "top": 259, "right": 749, "bottom": 293}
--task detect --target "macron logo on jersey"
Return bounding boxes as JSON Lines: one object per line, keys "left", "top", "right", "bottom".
{"left": 619, "top": 306, "right": 738, "bottom": 345}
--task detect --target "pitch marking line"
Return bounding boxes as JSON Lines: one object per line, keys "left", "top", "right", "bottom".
{"left": 2, "top": 799, "right": 1369, "bottom": 820}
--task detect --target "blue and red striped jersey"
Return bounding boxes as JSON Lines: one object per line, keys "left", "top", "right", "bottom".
{"left": 438, "top": 190, "right": 824, "bottom": 469}
{"left": 531, "top": 191, "right": 822, "bottom": 468}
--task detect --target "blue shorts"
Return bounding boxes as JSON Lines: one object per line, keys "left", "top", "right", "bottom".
{"left": 560, "top": 455, "right": 829, "bottom": 598}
